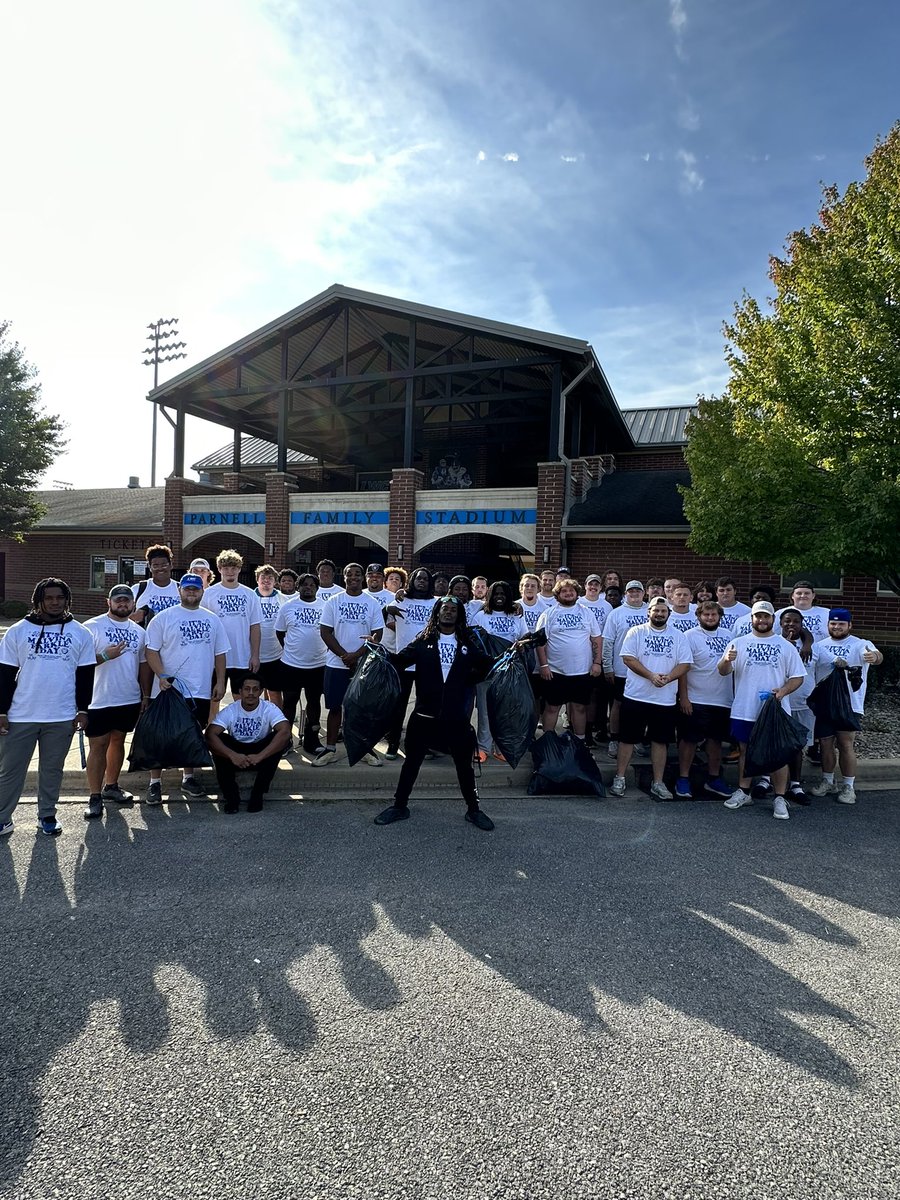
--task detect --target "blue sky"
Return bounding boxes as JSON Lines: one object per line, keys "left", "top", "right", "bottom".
{"left": 1, "top": 0, "right": 897, "bottom": 487}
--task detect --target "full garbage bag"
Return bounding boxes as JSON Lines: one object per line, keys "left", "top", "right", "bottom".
{"left": 485, "top": 646, "right": 537, "bottom": 769}
{"left": 342, "top": 644, "right": 402, "bottom": 766}
{"left": 128, "top": 687, "right": 211, "bottom": 770}
{"left": 744, "top": 696, "right": 810, "bottom": 775}
{"left": 527, "top": 730, "right": 605, "bottom": 797}
{"left": 807, "top": 668, "right": 861, "bottom": 732}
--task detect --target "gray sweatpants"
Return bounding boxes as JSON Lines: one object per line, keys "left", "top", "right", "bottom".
{"left": 0, "top": 721, "right": 75, "bottom": 824}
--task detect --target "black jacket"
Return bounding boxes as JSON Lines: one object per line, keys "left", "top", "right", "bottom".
{"left": 392, "top": 635, "right": 494, "bottom": 721}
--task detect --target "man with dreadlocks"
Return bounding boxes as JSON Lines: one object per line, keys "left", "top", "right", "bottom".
{"left": 373, "top": 595, "right": 498, "bottom": 831}
{"left": 0, "top": 578, "right": 96, "bottom": 836}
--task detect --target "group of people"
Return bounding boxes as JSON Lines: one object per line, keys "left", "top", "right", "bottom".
{"left": 0, "top": 545, "right": 882, "bottom": 837}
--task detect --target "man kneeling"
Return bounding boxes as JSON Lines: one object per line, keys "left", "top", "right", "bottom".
{"left": 206, "top": 674, "right": 291, "bottom": 813}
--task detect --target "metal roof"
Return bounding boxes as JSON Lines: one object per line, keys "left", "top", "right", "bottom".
{"left": 622, "top": 405, "right": 696, "bottom": 446}
{"left": 33, "top": 488, "right": 165, "bottom": 531}
{"left": 193, "top": 436, "right": 315, "bottom": 472}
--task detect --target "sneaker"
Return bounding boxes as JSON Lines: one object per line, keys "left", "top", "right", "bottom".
{"left": 101, "top": 783, "right": 133, "bottom": 803}
{"left": 674, "top": 778, "right": 693, "bottom": 799}
{"left": 703, "top": 777, "right": 732, "bottom": 798}
{"left": 83, "top": 795, "right": 104, "bottom": 820}
{"left": 374, "top": 804, "right": 410, "bottom": 825}
{"left": 788, "top": 783, "right": 810, "bottom": 806}
{"left": 809, "top": 779, "right": 835, "bottom": 798}
{"left": 476, "top": 750, "right": 489, "bottom": 764}
{"left": 145, "top": 781, "right": 163, "bottom": 806}
{"left": 311, "top": 748, "right": 337, "bottom": 768}
{"left": 361, "top": 751, "right": 382, "bottom": 767}
{"left": 246, "top": 799, "right": 264, "bottom": 813}
{"left": 836, "top": 784, "right": 857, "bottom": 805}
{"left": 751, "top": 780, "right": 774, "bottom": 800}
{"left": 583, "top": 732, "right": 596, "bottom": 749}
{"left": 0, "top": 821, "right": 13, "bottom": 838}
{"left": 650, "top": 780, "right": 674, "bottom": 801}
{"left": 724, "top": 788, "right": 752, "bottom": 810}
{"left": 634, "top": 742, "right": 650, "bottom": 758}
{"left": 181, "top": 776, "right": 206, "bottom": 797}
{"left": 38, "top": 816, "right": 62, "bottom": 836}
{"left": 465, "top": 808, "right": 495, "bottom": 831}
{"left": 609, "top": 775, "right": 626, "bottom": 797}
{"left": 607, "top": 740, "right": 619, "bottom": 760}
{"left": 384, "top": 744, "right": 400, "bottom": 760}
{"left": 723, "top": 746, "right": 741, "bottom": 763}
{"left": 772, "top": 796, "right": 790, "bottom": 820}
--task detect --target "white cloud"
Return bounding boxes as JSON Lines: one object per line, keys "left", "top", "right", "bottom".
{"left": 669, "top": 0, "right": 687, "bottom": 57}
{"left": 560, "top": 154, "right": 582, "bottom": 163}
{"left": 678, "top": 100, "right": 700, "bottom": 132}
{"left": 501, "top": 152, "right": 520, "bottom": 163}
{"left": 676, "top": 148, "right": 704, "bottom": 193}
{"left": 476, "top": 149, "right": 486, "bottom": 162}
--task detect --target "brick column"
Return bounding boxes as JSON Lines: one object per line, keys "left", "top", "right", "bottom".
{"left": 535, "top": 461, "right": 566, "bottom": 571}
{"left": 265, "top": 472, "right": 297, "bottom": 566}
{"left": 222, "top": 472, "right": 261, "bottom": 494}
{"left": 163, "top": 477, "right": 224, "bottom": 558}
{"left": 388, "top": 468, "right": 424, "bottom": 569}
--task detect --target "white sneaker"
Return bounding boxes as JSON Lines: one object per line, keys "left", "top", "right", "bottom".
{"left": 836, "top": 784, "right": 857, "bottom": 805}
{"left": 311, "top": 748, "right": 337, "bottom": 768}
{"left": 772, "top": 796, "right": 790, "bottom": 820}
{"left": 634, "top": 743, "right": 650, "bottom": 758}
{"left": 607, "top": 740, "right": 619, "bottom": 759}
{"left": 361, "top": 751, "right": 382, "bottom": 767}
{"left": 650, "top": 780, "right": 673, "bottom": 801}
{"left": 809, "top": 779, "right": 834, "bottom": 797}
{"left": 609, "top": 775, "right": 626, "bottom": 797}
{"left": 724, "top": 788, "right": 752, "bottom": 810}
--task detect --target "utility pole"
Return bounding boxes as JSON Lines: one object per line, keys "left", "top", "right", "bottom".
{"left": 143, "top": 318, "right": 187, "bottom": 487}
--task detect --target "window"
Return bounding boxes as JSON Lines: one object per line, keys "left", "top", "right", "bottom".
{"left": 876, "top": 580, "right": 899, "bottom": 597}
{"left": 119, "top": 557, "right": 145, "bottom": 586}
{"left": 89, "top": 556, "right": 108, "bottom": 590}
{"left": 780, "top": 571, "right": 843, "bottom": 595}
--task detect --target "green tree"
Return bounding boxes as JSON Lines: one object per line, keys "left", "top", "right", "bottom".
{"left": 0, "top": 321, "right": 66, "bottom": 540}
{"left": 682, "top": 124, "right": 900, "bottom": 596}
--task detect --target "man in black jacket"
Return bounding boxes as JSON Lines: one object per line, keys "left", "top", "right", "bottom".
{"left": 374, "top": 597, "right": 497, "bottom": 831}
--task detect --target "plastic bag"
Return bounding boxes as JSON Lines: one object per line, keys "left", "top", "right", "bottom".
{"left": 744, "top": 697, "right": 810, "bottom": 775}
{"left": 467, "top": 627, "right": 512, "bottom": 660}
{"left": 342, "top": 644, "right": 402, "bottom": 766}
{"left": 128, "top": 687, "right": 212, "bottom": 770}
{"left": 527, "top": 730, "right": 605, "bottom": 797}
{"left": 485, "top": 647, "right": 537, "bottom": 768}
{"left": 807, "top": 669, "right": 861, "bottom": 732}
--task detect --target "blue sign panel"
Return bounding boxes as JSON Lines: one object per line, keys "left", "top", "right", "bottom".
{"left": 291, "top": 511, "right": 390, "bottom": 526}
{"left": 416, "top": 509, "right": 537, "bottom": 527}
{"left": 184, "top": 512, "right": 265, "bottom": 526}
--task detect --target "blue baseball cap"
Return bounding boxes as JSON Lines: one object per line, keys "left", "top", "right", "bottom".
{"left": 179, "top": 573, "right": 205, "bottom": 589}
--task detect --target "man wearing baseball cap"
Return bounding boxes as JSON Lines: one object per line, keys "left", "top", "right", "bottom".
{"left": 82, "top": 585, "right": 153, "bottom": 818}
{"left": 717, "top": 600, "right": 805, "bottom": 820}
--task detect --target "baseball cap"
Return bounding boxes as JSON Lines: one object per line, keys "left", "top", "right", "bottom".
{"left": 189, "top": 558, "right": 211, "bottom": 571}
{"left": 625, "top": 579, "right": 644, "bottom": 592}
{"left": 556, "top": 565, "right": 571, "bottom": 575}
{"left": 366, "top": 563, "right": 385, "bottom": 574}
{"left": 648, "top": 596, "right": 670, "bottom": 611}
{"left": 751, "top": 600, "right": 775, "bottom": 616}
{"left": 585, "top": 574, "right": 602, "bottom": 584}
{"left": 179, "top": 573, "right": 205, "bottom": 589}
{"left": 829, "top": 607, "right": 852, "bottom": 622}
{"left": 109, "top": 584, "right": 133, "bottom": 599}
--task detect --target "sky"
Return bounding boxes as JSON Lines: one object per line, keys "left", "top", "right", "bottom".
{"left": 1, "top": 0, "right": 898, "bottom": 490}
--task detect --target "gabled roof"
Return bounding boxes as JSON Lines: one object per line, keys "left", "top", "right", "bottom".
{"left": 33, "top": 488, "right": 165, "bottom": 531}
{"left": 622, "top": 405, "right": 696, "bottom": 446}
{"left": 193, "top": 435, "right": 315, "bottom": 472}
{"left": 566, "top": 470, "right": 690, "bottom": 530}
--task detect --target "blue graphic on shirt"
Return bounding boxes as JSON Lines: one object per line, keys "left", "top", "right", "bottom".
{"left": 625, "top": 613, "right": 645, "bottom": 628}
{"left": 405, "top": 602, "right": 435, "bottom": 625}
{"left": 259, "top": 599, "right": 281, "bottom": 621}
{"left": 644, "top": 633, "right": 675, "bottom": 655}
{"left": 745, "top": 641, "right": 783, "bottom": 664}
{"left": 289, "top": 606, "right": 321, "bottom": 627}
{"left": 232, "top": 714, "right": 265, "bottom": 741}
{"left": 102, "top": 626, "right": 142, "bottom": 654}
{"left": 27, "top": 631, "right": 74, "bottom": 659}
{"left": 149, "top": 595, "right": 179, "bottom": 615}
{"left": 337, "top": 601, "right": 371, "bottom": 622}
{"left": 555, "top": 611, "right": 587, "bottom": 630}
{"left": 487, "top": 615, "right": 518, "bottom": 636}
{"left": 438, "top": 641, "right": 457, "bottom": 669}
{"left": 826, "top": 644, "right": 851, "bottom": 659}
{"left": 216, "top": 594, "right": 248, "bottom": 615}
{"left": 179, "top": 619, "right": 213, "bottom": 645}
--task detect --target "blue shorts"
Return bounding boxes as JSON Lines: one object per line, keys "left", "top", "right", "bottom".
{"left": 323, "top": 666, "right": 352, "bottom": 710}
{"left": 729, "top": 718, "right": 756, "bottom": 746}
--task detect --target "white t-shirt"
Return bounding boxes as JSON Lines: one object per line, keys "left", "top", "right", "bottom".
{"left": 601, "top": 603, "right": 649, "bottom": 677}
{"left": 255, "top": 590, "right": 286, "bottom": 663}
{"left": 783, "top": 636, "right": 816, "bottom": 711}
{"left": 275, "top": 598, "right": 328, "bottom": 669}
{"left": 84, "top": 614, "right": 147, "bottom": 708}
{"left": 437, "top": 633, "right": 458, "bottom": 681}
{"left": 811, "top": 635, "right": 878, "bottom": 714}
{"left": 210, "top": 698, "right": 287, "bottom": 744}
{"left": 0, "top": 618, "right": 96, "bottom": 723}
{"left": 394, "top": 597, "right": 439, "bottom": 667}
{"left": 466, "top": 598, "right": 488, "bottom": 622}
{"left": 468, "top": 609, "right": 527, "bottom": 645}
{"left": 365, "top": 588, "right": 395, "bottom": 608}
{"left": 726, "top": 633, "right": 805, "bottom": 721}
{"left": 732, "top": 614, "right": 753, "bottom": 639}
{"left": 316, "top": 584, "right": 345, "bottom": 603}
{"left": 578, "top": 596, "right": 612, "bottom": 632}
{"left": 201, "top": 584, "right": 264, "bottom": 669}
{"left": 668, "top": 610, "right": 699, "bottom": 635}
{"left": 518, "top": 596, "right": 551, "bottom": 634}
{"left": 775, "top": 605, "right": 831, "bottom": 642}
{"left": 320, "top": 592, "right": 385, "bottom": 670}
{"left": 145, "top": 604, "right": 231, "bottom": 700}
{"left": 684, "top": 626, "right": 735, "bottom": 708}
{"left": 718, "top": 602, "right": 751, "bottom": 635}
{"left": 536, "top": 604, "right": 602, "bottom": 676}
{"left": 621, "top": 623, "right": 692, "bottom": 706}
{"left": 132, "top": 579, "right": 180, "bottom": 620}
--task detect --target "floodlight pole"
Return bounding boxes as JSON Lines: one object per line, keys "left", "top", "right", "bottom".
{"left": 143, "top": 318, "right": 187, "bottom": 486}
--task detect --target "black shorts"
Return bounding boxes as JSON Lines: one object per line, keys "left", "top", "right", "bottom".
{"left": 323, "top": 666, "right": 352, "bottom": 710}
{"left": 612, "top": 676, "right": 626, "bottom": 701}
{"left": 86, "top": 703, "right": 142, "bottom": 738}
{"left": 541, "top": 672, "right": 592, "bottom": 706}
{"left": 257, "top": 658, "right": 284, "bottom": 691}
{"left": 678, "top": 703, "right": 731, "bottom": 744}
{"left": 814, "top": 714, "right": 859, "bottom": 740}
{"left": 619, "top": 697, "right": 677, "bottom": 746}
{"left": 226, "top": 668, "right": 253, "bottom": 694}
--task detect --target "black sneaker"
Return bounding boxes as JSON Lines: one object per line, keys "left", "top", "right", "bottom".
{"left": 145, "top": 781, "right": 163, "bottom": 806}
{"left": 247, "top": 798, "right": 264, "bottom": 813}
{"left": 465, "top": 808, "right": 494, "bottom": 831}
{"left": 83, "top": 794, "right": 104, "bottom": 820}
{"left": 181, "top": 776, "right": 206, "bottom": 798}
{"left": 101, "top": 784, "right": 133, "bottom": 803}
{"left": 788, "top": 784, "right": 810, "bottom": 806}
{"left": 751, "top": 780, "right": 775, "bottom": 800}
{"left": 384, "top": 744, "right": 400, "bottom": 760}
{"left": 374, "top": 804, "right": 410, "bottom": 825}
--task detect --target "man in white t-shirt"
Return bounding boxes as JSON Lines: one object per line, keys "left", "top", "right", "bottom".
{"left": 718, "top": 601, "right": 805, "bottom": 819}
{"left": 315, "top": 563, "right": 385, "bottom": 767}
{"left": 201, "top": 549, "right": 263, "bottom": 698}
{"left": 775, "top": 581, "right": 832, "bottom": 643}
{"left": 131, "top": 543, "right": 181, "bottom": 627}
{"left": 253, "top": 563, "right": 285, "bottom": 706}
{"left": 535, "top": 578, "right": 603, "bottom": 740}
{"left": 0, "top": 577, "right": 96, "bottom": 837}
{"left": 316, "top": 558, "right": 345, "bottom": 603}
{"left": 610, "top": 598, "right": 692, "bottom": 801}
{"left": 276, "top": 572, "right": 327, "bottom": 755}
{"left": 364, "top": 563, "right": 395, "bottom": 608}
{"left": 538, "top": 570, "right": 557, "bottom": 605}
{"left": 601, "top": 580, "right": 649, "bottom": 759}
{"left": 206, "top": 674, "right": 291, "bottom": 813}
{"left": 668, "top": 583, "right": 699, "bottom": 635}
{"left": 715, "top": 577, "right": 751, "bottom": 635}
{"left": 675, "top": 600, "right": 735, "bottom": 800}
{"left": 83, "top": 585, "right": 152, "bottom": 818}
{"left": 144, "top": 573, "right": 230, "bottom": 804}
{"left": 808, "top": 607, "right": 882, "bottom": 806}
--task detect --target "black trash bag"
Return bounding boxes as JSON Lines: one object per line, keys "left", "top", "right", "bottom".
{"left": 342, "top": 644, "right": 402, "bottom": 766}
{"left": 744, "top": 696, "right": 810, "bottom": 776}
{"left": 467, "top": 627, "right": 512, "bottom": 661}
{"left": 486, "top": 647, "right": 537, "bottom": 769}
{"left": 528, "top": 730, "right": 605, "bottom": 797}
{"left": 128, "top": 687, "right": 212, "bottom": 771}
{"left": 807, "top": 669, "right": 861, "bottom": 732}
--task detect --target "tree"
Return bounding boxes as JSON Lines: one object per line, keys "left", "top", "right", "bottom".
{"left": 682, "top": 124, "right": 900, "bottom": 596}
{"left": 0, "top": 321, "right": 66, "bottom": 540}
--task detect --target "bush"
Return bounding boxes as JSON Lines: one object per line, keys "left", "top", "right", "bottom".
{"left": 866, "top": 645, "right": 900, "bottom": 692}
{"left": 0, "top": 600, "right": 28, "bottom": 618}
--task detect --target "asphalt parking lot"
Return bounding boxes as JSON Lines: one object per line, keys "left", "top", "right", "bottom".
{"left": 2, "top": 789, "right": 898, "bottom": 1200}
